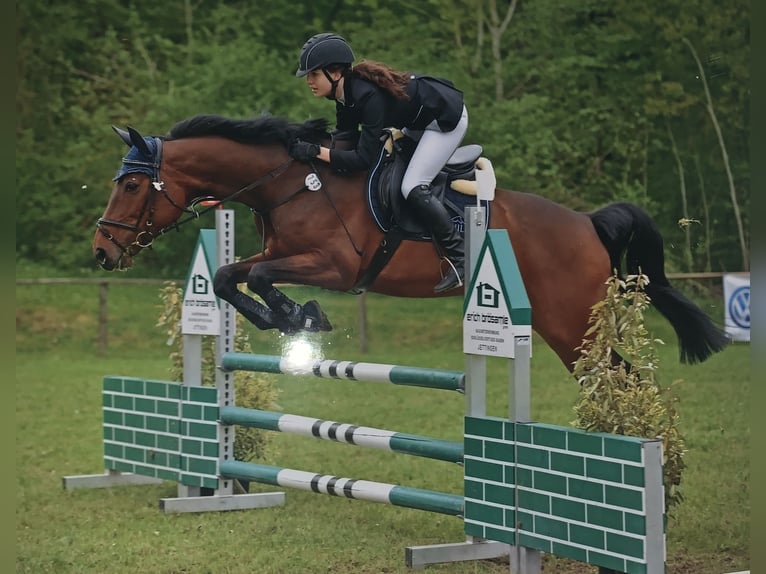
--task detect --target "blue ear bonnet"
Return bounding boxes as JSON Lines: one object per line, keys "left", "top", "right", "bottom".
{"left": 113, "top": 137, "right": 159, "bottom": 181}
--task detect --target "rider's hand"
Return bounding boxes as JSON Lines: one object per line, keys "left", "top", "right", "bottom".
{"left": 289, "top": 139, "right": 320, "bottom": 162}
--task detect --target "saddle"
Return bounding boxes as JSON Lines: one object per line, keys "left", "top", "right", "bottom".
{"left": 366, "top": 129, "right": 491, "bottom": 239}
{"left": 351, "top": 129, "right": 493, "bottom": 293}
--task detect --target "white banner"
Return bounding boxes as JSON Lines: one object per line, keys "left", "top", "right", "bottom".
{"left": 723, "top": 273, "right": 750, "bottom": 342}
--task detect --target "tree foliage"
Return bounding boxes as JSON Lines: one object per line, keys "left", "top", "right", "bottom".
{"left": 16, "top": 0, "right": 749, "bottom": 277}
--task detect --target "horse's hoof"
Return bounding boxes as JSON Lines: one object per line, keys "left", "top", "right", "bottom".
{"left": 303, "top": 300, "right": 333, "bottom": 332}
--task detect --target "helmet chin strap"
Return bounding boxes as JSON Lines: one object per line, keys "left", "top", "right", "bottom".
{"left": 322, "top": 68, "right": 341, "bottom": 101}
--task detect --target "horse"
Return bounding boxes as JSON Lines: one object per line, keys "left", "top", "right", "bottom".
{"left": 93, "top": 114, "right": 729, "bottom": 371}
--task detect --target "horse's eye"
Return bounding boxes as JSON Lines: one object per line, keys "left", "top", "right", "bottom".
{"left": 125, "top": 181, "right": 139, "bottom": 193}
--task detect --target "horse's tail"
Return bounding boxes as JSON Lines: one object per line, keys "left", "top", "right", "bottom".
{"left": 589, "top": 202, "right": 729, "bottom": 364}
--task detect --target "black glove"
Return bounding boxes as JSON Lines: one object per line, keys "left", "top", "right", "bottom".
{"left": 289, "top": 139, "right": 320, "bottom": 162}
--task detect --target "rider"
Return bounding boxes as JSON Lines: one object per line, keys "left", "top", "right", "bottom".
{"left": 291, "top": 32, "right": 469, "bottom": 294}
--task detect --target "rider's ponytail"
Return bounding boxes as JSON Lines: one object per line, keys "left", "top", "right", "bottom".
{"left": 350, "top": 60, "right": 410, "bottom": 100}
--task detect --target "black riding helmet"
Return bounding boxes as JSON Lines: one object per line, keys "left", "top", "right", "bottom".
{"left": 295, "top": 33, "right": 355, "bottom": 77}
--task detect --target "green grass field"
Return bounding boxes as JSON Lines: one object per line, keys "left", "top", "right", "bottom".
{"left": 16, "top": 280, "right": 750, "bottom": 573}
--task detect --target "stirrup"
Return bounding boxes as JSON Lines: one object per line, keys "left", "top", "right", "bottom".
{"left": 434, "top": 258, "right": 464, "bottom": 294}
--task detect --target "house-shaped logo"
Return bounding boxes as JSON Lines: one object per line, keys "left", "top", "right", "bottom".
{"left": 192, "top": 274, "right": 210, "bottom": 295}
{"left": 476, "top": 282, "right": 500, "bottom": 308}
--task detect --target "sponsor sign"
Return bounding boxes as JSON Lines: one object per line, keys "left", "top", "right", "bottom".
{"left": 463, "top": 230, "right": 531, "bottom": 358}
{"left": 723, "top": 273, "right": 750, "bottom": 342}
{"left": 181, "top": 230, "right": 220, "bottom": 335}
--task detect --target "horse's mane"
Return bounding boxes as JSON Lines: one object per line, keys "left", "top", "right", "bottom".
{"left": 166, "top": 114, "right": 332, "bottom": 145}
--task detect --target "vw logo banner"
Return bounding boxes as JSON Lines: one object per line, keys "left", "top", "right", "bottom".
{"left": 723, "top": 273, "right": 750, "bottom": 342}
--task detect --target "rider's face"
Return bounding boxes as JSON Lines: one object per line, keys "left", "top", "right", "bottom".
{"left": 306, "top": 69, "right": 341, "bottom": 98}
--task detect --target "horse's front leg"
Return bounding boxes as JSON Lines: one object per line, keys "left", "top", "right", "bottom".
{"left": 246, "top": 253, "right": 348, "bottom": 334}
{"left": 212, "top": 259, "right": 280, "bottom": 331}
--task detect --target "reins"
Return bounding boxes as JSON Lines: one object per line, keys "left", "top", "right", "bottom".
{"left": 249, "top": 160, "right": 364, "bottom": 257}
{"left": 171, "top": 158, "right": 297, "bottom": 227}
{"left": 309, "top": 162, "right": 365, "bottom": 257}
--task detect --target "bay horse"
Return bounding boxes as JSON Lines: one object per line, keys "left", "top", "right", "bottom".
{"left": 93, "top": 114, "right": 729, "bottom": 371}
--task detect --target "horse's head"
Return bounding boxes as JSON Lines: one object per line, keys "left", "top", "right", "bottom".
{"left": 93, "top": 126, "right": 183, "bottom": 270}
{"left": 94, "top": 114, "right": 337, "bottom": 271}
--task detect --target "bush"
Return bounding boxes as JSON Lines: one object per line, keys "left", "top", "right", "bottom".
{"left": 156, "top": 283, "right": 279, "bottom": 463}
{"left": 572, "top": 273, "right": 685, "bottom": 510}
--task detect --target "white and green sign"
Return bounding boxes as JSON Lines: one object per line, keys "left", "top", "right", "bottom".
{"left": 181, "top": 229, "right": 220, "bottom": 335}
{"left": 463, "top": 230, "right": 531, "bottom": 358}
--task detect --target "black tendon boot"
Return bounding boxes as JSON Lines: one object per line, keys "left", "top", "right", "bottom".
{"left": 406, "top": 184, "right": 465, "bottom": 293}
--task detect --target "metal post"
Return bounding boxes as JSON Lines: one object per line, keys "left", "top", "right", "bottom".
{"left": 508, "top": 262, "right": 540, "bottom": 574}
{"left": 465, "top": 206, "right": 487, "bottom": 418}
{"left": 406, "top": 204, "right": 510, "bottom": 569}
{"left": 214, "top": 208, "right": 236, "bottom": 498}
{"left": 177, "top": 333, "right": 203, "bottom": 499}
{"left": 160, "top": 209, "right": 285, "bottom": 513}
{"left": 509, "top": 336, "right": 532, "bottom": 423}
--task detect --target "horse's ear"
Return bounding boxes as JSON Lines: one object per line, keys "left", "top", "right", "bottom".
{"left": 112, "top": 126, "right": 133, "bottom": 147}
{"left": 126, "top": 126, "right": 152, "bottom": 157}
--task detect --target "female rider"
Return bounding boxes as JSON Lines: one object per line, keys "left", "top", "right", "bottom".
{"left": 290, "top": 32, "right": 469, "bottom": 294}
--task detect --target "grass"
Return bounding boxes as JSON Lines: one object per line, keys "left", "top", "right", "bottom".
{"left": 15, "top": 280, "right": 750, "bottom": 573}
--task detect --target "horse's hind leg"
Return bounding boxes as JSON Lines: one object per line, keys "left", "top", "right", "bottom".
{"left": 213, "top": 261, "right": 280, "bottom": 331}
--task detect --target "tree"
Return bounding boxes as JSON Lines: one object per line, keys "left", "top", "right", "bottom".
{"left": 16, "top": 0, "right": 749, "bottom": 276}
{"left": 682, "top": 36, "right": 748, "bottom": 271}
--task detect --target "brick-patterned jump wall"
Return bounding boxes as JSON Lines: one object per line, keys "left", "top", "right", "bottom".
{"left": 102, "top": 376, "right": 220, "bottom": 489}
{"left": 464, "top": 416, "right": 665, "bottom": 574}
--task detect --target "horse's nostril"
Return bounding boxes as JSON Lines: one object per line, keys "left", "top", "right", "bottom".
{"left": 95, "top": 248, "right": 107, "bottom": 265}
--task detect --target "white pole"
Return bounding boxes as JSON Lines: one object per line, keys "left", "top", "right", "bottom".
{"left": 215, "top": 208, "right": 236, "bottom": 496}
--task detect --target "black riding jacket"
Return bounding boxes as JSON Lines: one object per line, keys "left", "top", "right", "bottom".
{"left": 329, "top": 73, "right": 464, "bottom": 173}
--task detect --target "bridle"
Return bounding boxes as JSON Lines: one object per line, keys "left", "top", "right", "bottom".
{"left": 96, "top": 137, "right": 187, "bottom": 257}
{"left": 96, "top": 137, "right": 304, "bottom": 260}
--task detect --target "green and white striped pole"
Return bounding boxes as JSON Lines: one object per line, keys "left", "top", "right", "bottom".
{"left": 221, "top": 406, "right": 463, "bottom": 464}
{"left": 219, "top": 461, "right": 464, "bottom": 517}
{"left": 221, "top": 353, "right": 465, "bottom": 392}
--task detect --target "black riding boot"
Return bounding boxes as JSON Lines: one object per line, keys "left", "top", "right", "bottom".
{"left": 406, "top": 184, "right": 465, "bottom": 293}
